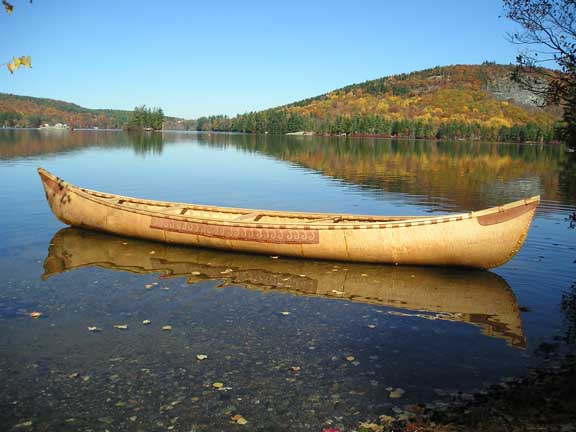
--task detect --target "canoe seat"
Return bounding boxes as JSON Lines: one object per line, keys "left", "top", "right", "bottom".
{"left": 157, "top": 205, "right": 190, "bottom": 215}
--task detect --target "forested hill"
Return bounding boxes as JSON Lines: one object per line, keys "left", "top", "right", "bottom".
{"left": 195, "top": 64, "right": 563, "bottom": 142}
{"left": 0, "top": 93, "right": 182, "bottom": 129}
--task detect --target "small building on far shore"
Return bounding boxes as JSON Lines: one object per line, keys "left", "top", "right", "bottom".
{"left": 39, "top": 123, "right": 70, "bottom": 130}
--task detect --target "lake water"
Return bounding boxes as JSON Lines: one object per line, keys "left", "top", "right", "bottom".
{"left": 0, "top": 130, "right": 575, "bottom": 431}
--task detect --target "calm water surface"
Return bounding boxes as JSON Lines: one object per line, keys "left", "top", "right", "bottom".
{"left": 0, "top": 130, "right": 575, "bottom": 431}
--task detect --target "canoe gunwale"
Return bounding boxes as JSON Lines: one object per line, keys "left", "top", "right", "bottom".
{"left": 38, "top": 167, "right": 540, "bottom": 231}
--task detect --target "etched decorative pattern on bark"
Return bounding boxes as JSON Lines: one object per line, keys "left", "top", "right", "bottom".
{"left": 150, "top": 217, "right": 320, "bottom": 244}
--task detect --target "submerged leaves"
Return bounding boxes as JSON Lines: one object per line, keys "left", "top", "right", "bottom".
{"left": 231, "top": 414, "right": 248, "bottom": 425}
{"left": 389, "top": 388, "right": 405, "bottom": 398}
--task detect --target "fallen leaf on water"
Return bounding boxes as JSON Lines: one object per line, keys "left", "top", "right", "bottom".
{"left": 114, "top": 324, "right": 128, "bottom": 330}
{"left": 389, "top": 388, "right": 405, "bottom": 398}
{"left": 152, "top": 282, "right": 158, "bottom": 286}
{"left": 212, "top": 382, "right": 224, "bottom": 389}
{"left": 345, "top": 356, "right": 355, "bottom": 362}
{"left": 144, "top": 284, "right": 153, "bottom": 289}
{"left": 68, "top": 373, "right": 79, "bottom": 379}
{"left": 367, "top": 324, "right": 377, "bottom": 329}
{"left": 358, "top": 422, "right": 380, "bottom": 431}
{"left": 87, "top": 326, "right": 102, "bottom": 332}
{"left": 280, "top": 311, "right": 291, "bottom": 316}
{"left": 142, "top": 320, "right": 151, "bottom": 325}
{"left": 196, "top": 354, "right": 208, "bottom": 360}
{"left": 29, "top": 311, "right": 43, "bottom": 318}
{"left": 231, "top": 414, "right": 248, "bottom": 425}
{"left": 379, "top": 415, "right": 394, "bottom": 424}
{"left": 162, "top": 325, "right": 172, "bottom": 331}
{"left": 13, "top": 420, "right": 33, "bottom": 428}
{"left": 290, "top": 366, "right": 301, "bottom": 371}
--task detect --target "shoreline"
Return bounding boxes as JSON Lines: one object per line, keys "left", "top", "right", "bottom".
{"left": 0, "top": 127, "right": 567, "bottom": 146}
{"left": 352, "top": 353, "right": 576, "bottom": 432}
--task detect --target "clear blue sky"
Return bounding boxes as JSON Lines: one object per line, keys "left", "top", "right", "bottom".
{"left": 1, "top": 0, "right": 523, "bottom": 119}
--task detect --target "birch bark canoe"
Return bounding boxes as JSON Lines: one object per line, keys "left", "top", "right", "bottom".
{"left": 38, "top": 167, "right": 539, "bottom": 269}
{"left": 44, "top": 227, "right": 526, "bottom": 348}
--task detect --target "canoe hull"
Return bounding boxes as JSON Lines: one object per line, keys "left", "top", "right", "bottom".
{"left": 38, "top": 168, "right": 538, "bottom": 268}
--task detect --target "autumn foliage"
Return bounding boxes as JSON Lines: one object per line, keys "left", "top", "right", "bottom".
{"left": 0, "top": 93, "right": 180, "bottom": 130}
{"left": 194, "top": 64, "right": 562, "bottom": 142}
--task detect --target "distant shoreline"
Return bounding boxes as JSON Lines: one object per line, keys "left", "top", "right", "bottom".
{"left": 0, "top": 127, "right": 567, "bottom": 147}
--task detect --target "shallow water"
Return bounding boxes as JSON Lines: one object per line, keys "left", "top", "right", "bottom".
{"left": 0, "top": 130, "right": 575, "bottom": 431}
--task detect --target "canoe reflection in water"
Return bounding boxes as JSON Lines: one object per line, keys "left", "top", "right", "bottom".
{"left": 43, "top": 228, "right": 526, "bottom": 349}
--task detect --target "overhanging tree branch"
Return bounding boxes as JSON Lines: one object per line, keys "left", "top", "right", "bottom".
{"left": 504, "top": 0, "right": 576, "bottom": 146}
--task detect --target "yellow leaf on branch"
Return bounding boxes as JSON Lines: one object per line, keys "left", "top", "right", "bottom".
{"left": 20, "top": 56, "right": 32, "bottom": 68}
{"left": 2, "top": 0, "right": 13, "bottom": 14}
{"left": 7, "top": 61, "right": 16, "bottom": 74}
